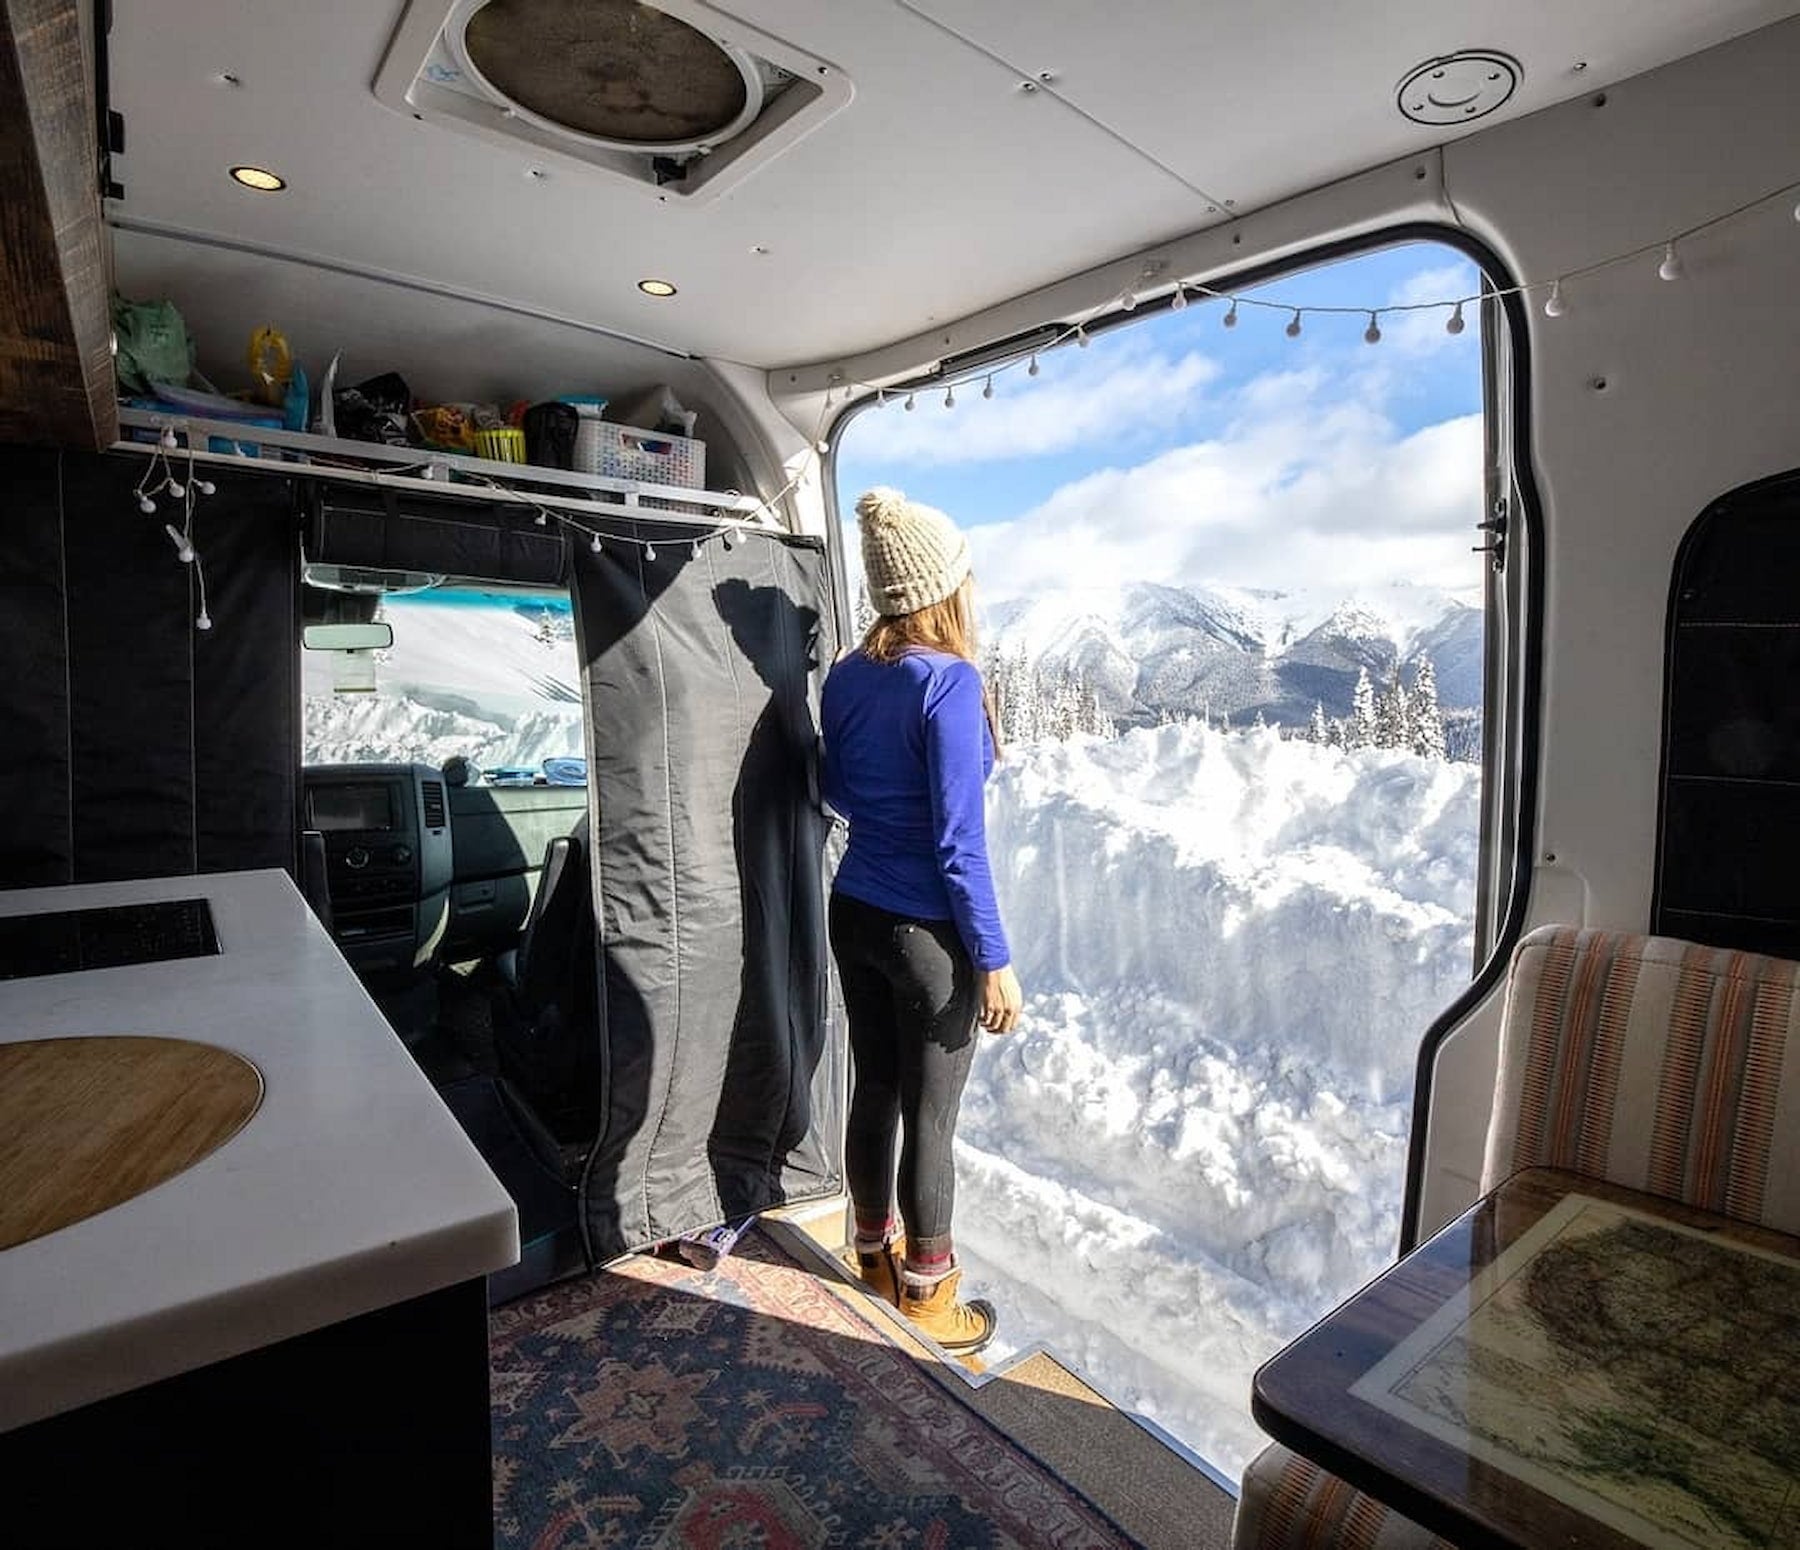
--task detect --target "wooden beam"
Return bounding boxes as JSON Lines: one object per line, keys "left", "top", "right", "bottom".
{"left": 0, "top": 0, "right": 115, "bottom": 450}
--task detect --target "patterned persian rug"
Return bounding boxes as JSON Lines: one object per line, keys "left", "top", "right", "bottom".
{"left": 490, "top": 1228, "right": 1146, "bottom": 1548}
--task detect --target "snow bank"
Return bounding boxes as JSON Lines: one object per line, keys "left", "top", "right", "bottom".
{"left": 954, "top": 722, "right": 1479, "bottom": 1478}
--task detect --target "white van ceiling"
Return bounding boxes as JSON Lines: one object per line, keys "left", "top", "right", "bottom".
{"left": 108, "top": 1, "right": 1796, "bottom": 371}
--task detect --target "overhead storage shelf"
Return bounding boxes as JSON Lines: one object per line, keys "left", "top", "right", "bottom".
{"left": 114, "top": 407, "right": 772, "bottom": 529}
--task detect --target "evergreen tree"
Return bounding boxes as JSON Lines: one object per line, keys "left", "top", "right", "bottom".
{"left": 1410, "top": 656, "right": 1448, "bottom": 760}
{"left": 1307, "top": 701, "right": 1330, "bottom": 746}
{"left": 1375, "top": 671, "right": 1410, "bottom": 749}
{"left": 1349, "top": 667, "right": 1378, "bottom": 749}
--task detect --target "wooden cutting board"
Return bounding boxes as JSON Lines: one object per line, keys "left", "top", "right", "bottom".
{"left": 0, "top": 1036, "right": 264, "bottom": 1252}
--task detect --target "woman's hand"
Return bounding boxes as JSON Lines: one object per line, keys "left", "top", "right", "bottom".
{"left": 978, "top": 965, "right": 1022, "bottom": 1034}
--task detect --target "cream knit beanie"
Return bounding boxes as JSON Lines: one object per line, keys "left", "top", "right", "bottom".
{"left": 856, "top": 487, "right": 972, "bottom": 617}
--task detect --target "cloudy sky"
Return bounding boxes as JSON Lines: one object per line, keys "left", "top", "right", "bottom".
{"left": 833, "top": 241, "right": 1485, "bottom": 606}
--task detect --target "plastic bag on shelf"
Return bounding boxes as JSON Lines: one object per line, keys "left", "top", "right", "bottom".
{"left": 111, "top": 295, "right": 197, "bottom": 395}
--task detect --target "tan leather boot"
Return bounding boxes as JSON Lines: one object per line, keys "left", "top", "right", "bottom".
{"left": 853, "top": 1235, "right": 905, "bottom": 1307}
{"left": 899, "top": 1266, "right": 997, "bottom": 1355}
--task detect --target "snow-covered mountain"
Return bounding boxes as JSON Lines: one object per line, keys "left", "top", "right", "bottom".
{"left": 982, "top": 581, "right": 1482, "bottom": 731}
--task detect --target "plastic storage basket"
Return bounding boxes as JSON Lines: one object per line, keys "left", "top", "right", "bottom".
{"left": 574, "top": 420, "right": 706, "bottom": 492}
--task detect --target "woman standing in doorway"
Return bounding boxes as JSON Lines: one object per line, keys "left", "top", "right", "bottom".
{"left": 821, "top": 487, "right": 1023, "bottom": 1357}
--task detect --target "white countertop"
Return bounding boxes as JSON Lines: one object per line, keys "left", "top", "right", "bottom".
{"left": 0, "top": 869, "right": 519, "bottom": 1432}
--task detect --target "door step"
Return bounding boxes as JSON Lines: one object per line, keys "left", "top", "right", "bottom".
{"left": 760, "top": 1205, "right": 1239, "bottom": 1550}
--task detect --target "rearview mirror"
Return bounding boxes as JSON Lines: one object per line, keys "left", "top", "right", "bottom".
{"left": 304, "top": 622, "right": 394, "bottom": 652}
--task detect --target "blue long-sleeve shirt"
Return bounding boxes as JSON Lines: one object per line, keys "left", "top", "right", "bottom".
{"left": 820, "top": 648, "right": 1011, "bottom": 971}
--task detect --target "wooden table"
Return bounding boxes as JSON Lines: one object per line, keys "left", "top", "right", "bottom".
{"left": 1251, "top": 1168, "right": 1800, "bottom": 1550}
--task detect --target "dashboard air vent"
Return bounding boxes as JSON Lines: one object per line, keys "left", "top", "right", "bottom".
{"left": 421, "top": 780, "right": 447, "bottom": 831}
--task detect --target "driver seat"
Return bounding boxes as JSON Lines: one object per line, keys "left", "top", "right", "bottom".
{"left": 492, "top": 815, "right": 599, "bottom": 1141}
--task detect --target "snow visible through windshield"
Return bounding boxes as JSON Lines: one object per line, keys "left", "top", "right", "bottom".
{"left": 302, "top": 589, "right": 585, "bottom": 782}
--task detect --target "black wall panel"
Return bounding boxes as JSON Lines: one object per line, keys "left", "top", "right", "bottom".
{"left": 0, "top": 453, "right": 75, "bottom": 885}
{"left": 0, "top": 449, "right": 299, "bottom": 889}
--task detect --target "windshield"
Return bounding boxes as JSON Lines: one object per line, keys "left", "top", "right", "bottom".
{"left": 302, "top": 586, "right": 585, "bottom": 784}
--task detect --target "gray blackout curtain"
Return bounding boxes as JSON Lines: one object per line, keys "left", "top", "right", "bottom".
{"left": 571, "top": 524, "right": 843, "bottom": 1263}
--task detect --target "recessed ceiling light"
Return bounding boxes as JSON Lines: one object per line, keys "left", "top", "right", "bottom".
{"left": 229, "top": 165, "right": 286, "bottom": 191}
{"left": 638, "top": 279, "right": 678, "bottom": 297}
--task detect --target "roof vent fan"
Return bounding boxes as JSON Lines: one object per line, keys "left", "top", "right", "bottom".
{"left": 374, "top": 0, "right": 851, "bottom": 204}
{"left": 1396, "top": 50, "right": 1520, "bottom": 127}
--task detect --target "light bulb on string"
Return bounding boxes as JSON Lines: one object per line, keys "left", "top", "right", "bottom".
{"left": 169, "top": 480, "right": 185, "bottom": 497}
{"left": 196, "top": 611, "right": 212, "bottom": 631}
{"left": 534, "top": 510, "right": 548, "bottom": 526}
{"left": 1543, "top": 281, "right": 1567, "bottom": 318}
{"left": 904, "top": 393, "right": 916, "bottom": 411}
{"left": 1446, "top": 301, "right": 1466, "bottom": 336}
{"left": 1028, "top": 355, "right": 1040, "bottom": 376}
{"left": 164, "top": 525, "right": 196, "bottom": 563}
{"left": 139, "top": 495, "right": 156, "bottom": 514}
{"left": 159, "top": 428, "right": 177, "bottom": 451}
{"left": 197, "top": 479, "right": 215, "bottom": 495}
{"left": 722, "top": 529, "right": 734, "bottom": 550}
{"left": 877, "top": 388, "right": 888, "bottom": 405}
{"left": 944, "top": 385, "right": 955, "bottom": 409}
{"left": 1285, "top": 309, "right": 1303, "bottom": 338}
{"left": 1223, "top": 301, "right": 1239, "bottom": 328}
{"left": 644, "top": 542, "right": 657, "bottom": 562}
{"left": 1170, "top": 285, "right": 1188, "bottom": 312}
{"left": 1075, "top": 325, "right": 1090, "bottom": 348}
{"left": 1363, "top": 311, "right": 1382, "bottom": 345}
{"left": 982, "top": 376, "right": 994, "bottom": 400}
{"left": 691, "top": 538, "right": 702, "bottom": 559}
{"left": 1120, "top": 289, "right": 1137, "bottom": 312}
{"left": 590, "top": 531, "right": 603, "bottom": 554}
{"left": 1658, "top": 241, "right": 1684, "bottom": 281}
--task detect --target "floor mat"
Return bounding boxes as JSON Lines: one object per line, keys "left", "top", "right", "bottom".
{"left": 490, "top": 1227, "right": 1147, "bottom": 1548}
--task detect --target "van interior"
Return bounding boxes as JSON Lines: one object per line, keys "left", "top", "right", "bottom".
{"left": 4, "top": 2, "right": 1800, "bottom": 1547}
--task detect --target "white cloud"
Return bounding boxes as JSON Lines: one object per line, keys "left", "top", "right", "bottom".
{"left": 965, "top": 370, "right": 1484, "bottom": 602}
{"left": 841, "top": 339, "right": 1220, "bottom": 467}
{"left": 1380, "top": 261, "right": 1482, "bottom": 357}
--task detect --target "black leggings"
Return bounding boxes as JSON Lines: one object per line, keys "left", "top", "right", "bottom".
{"left": 829, "top": 890, "right": 981, "bottom": 1261}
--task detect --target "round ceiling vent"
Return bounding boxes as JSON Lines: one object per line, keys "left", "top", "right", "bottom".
{"left": 1396, "top": 50, "right": 1521, "bottom": 126}
{"left": 448, "top": 0, "right": 764, "bottom": 155}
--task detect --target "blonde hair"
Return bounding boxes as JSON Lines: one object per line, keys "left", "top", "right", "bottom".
{"left": 861, "top": 577, "right": 977, "bottom": 664}
{"left": 859, "top": 579, "right": 1002, "bottom": 751}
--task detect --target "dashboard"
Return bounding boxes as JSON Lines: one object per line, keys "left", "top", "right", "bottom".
{"left": 300, "top": 763, "right": 588, "bottom": 985}
{"left": 302, "top": 763, "right": 454, "bottom": 980}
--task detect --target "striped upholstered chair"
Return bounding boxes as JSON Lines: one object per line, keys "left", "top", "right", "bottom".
{"left": 1232, "top": 923, "right": 1800, "bottom": 1548}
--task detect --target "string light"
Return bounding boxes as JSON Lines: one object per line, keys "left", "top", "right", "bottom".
{"left": 1446, "top": 300, "right": 1466, "bottom": 335}
{"left": 1223, "top": 300, "right": 1238, "bottom": 328}
{"left": 1075, "top": 325, "right": 1090, "bottom": 348}
{"left": 534, "top": 510, "right": 548, "bottom": 525}
{"left": 944, "top": 385, "right": 955, "bottom": 408}
{"left": 590, "top": 531, "right": 603, "bottom": 553}
{"left": 164, "top": 524, "right": 196, "bottom": 562}
{"left": 1120, "top": 288, "right": 1137, "bottom": 312}
{"left": 690, "top": 538, "right": 702, "bottom": 559}
{"left": 1170, "top": 285, "right": 1188, "bottom": 311}
{"left": 1285, "top": 309, "right": 1303, "bottom": 338}
{"left": 1363, "top": 311, "right": 1382, "bottom": 345}
{"left": 1658, "top": 241, "right": 1684, "bottom": 281}
{"left": 983, "top": 376, "right": 994, "bottom": 399}
{"left": 722, "top": 530, "right": 734, "bottom": 549}
{"left": 644, "top": 542, "right": 657, "bottom": 561}
{"left": 904, "top": 392, "right": 916, "bottom": 411}
{"left": 1544, "top": 280, "right": 1567, "bottom": 317}
{"left": 1028, "top": 355, "right": 1040, "bottom": 376}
